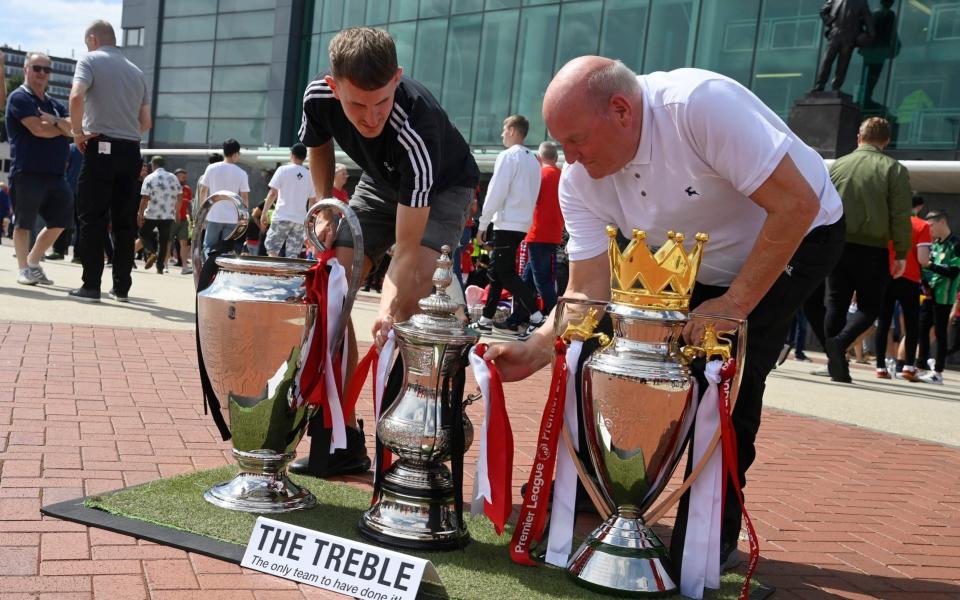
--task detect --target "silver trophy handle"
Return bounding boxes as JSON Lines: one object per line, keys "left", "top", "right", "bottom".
{"left": 304, "top": 198, "right": 365, "bottom": 357}
{"left": 191, "top": 190, "right": 250, "bottom": 289}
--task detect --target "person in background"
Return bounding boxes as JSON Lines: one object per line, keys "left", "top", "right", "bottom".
{"left": 915, "top": 211, "right": 960, "bottom": 384}
{"left": 331, "top": 163, "right": 349, "bottom": 202}
{"left": 0, "top": 182, "right": 12, "bottom": 244}
{"left": 49, "top": 143, "right": 84, "bottom": 261}
{"left": 172, "top": 168, "right": 193, "bottom": 274}
{"left": 137, "top": 155, "right": 181, "bottom": 278}
{"left": 197, "top": 139, "right": 249, "bottom": 256}
{"left": 260, "top": 143, "right": 315, "bottom": 258}
{"left": 874, "top": 193, "right": 931, "bottom": 380}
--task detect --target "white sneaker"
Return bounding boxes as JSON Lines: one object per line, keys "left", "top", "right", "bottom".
{"left": 180, "top": 265, "right": 193, "bottom": 275}
{"left": 17, "top": 267, "right": 39, "bottom": 285}
{"left": 29, "top": 265, "right": 53, "bottom": 285}
{"left": 919, "top": 371, "right": 943, "bottom": 385}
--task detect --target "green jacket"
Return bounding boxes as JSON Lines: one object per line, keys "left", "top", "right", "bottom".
{"left": 925, "top": 233, "right": 960, "bottom": 305}
{"left": 829, "top": 144, "right": 912, "bottom": 258}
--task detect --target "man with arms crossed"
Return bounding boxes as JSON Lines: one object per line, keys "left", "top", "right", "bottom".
{"left": 486, "top": 58, "right": 845, "bottom": 569}
{"left": 6, "top": 52, "right": 74, "bottom": 287}
{"left": 296, "top": 27, "right": 479, "bottom": 476}
{"left": 69, "top": 19, "right": 151, "bottom": 302}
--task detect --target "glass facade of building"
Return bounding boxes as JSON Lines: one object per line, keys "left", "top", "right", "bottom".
{"left": 143, "top": 0, "right": 960, "bottom": 154}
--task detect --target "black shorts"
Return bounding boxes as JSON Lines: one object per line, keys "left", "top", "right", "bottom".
{"left": 11, "top": 172, "right": 74, "bottom": 230}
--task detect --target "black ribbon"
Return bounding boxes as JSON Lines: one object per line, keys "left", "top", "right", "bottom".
{"left": 195, "top": 249, "right": 231, "bottom": 441}
{"left": 447, "top": 352, "right": 468, "bottom": 535}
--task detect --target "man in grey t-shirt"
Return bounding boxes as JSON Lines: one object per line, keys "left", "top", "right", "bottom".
{"left": 68, "top": 19, "right": 151, "bottom": 303}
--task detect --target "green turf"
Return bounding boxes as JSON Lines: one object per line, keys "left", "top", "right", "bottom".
{"left": 84, "top": 466, "right": 757, "bottom": 600}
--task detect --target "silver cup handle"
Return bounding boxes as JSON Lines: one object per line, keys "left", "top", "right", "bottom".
{"left": 304, "top": 199, "right": 365, "bottom": 358}
{"left": 191, "top": 191, "right": 250, "bottom": 289}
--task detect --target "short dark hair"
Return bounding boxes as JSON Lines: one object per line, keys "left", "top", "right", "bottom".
{"left": 926, "top": 210, "right": 948, "bottom": 223}
{"left": 291, "top": 143, "right": 307, "bottom": 161}
{"left": 222, "top": 139, "right": 241, "bottom": 157}
{"left": 503, "top": 115, "right": 529, "bottom": 139}
{"left": 912, "top": 193, "right": 925, "bottom": 208}
{"left": 329, "top": 27, "right": 398, "bottom": 90}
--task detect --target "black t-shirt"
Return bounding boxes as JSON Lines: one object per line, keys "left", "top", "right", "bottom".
{"left": 300, "top": 75, "right": 479, "bottom": 208}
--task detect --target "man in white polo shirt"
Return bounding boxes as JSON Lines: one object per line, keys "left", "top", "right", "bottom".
{"left": 485, "top": 57, "right": 845, "bottom": 569}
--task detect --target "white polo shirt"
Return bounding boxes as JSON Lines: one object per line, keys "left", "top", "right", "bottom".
{"left": 199, "top": 161, "right": 251, "bottom": 224}
{"left": 561, "top": 68, "right": 843, "bottom": 287}
{"left": 269, "top": 163, "right": 315, "bottom": 223}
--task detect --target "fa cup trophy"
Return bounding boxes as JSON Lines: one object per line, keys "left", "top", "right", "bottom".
{"left": 359, "top": 247, "right": 479, "bottom": 550}
{"left": 563, "top": 227, "right": 745, "bottom": 596}
{"left": 194, "top": 194, "right": 363, "bottom": 513}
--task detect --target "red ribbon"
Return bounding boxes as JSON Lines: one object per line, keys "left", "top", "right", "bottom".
{"left": 474, "top": 344, "right": 514, "bottom": 535}
{"left": 300, "top": 256, "right": 332, "bottom": 425}
{"left": 510, "top": 338, "right": 568, "bottom": 566}
{"left": 717, "top": 358, "right": 759, "bottom": 600}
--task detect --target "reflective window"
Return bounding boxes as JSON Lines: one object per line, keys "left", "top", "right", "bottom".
{"left": 218, "top": 0, "right": 276, "bottom": 12}
{"left": 159, "top": 42, "right": 214, "bottom": 67}
{"left": 216, "top": 10, "right": 275, "bottom": 39}
{"left": 599, "top": 0, "right": 649, "bottom": 71}
{"left": 214, "top": 38, "right": 273, "bottom": 65}
{"left": 158, "top": 67, "right": 213, "bottom": 93}
{"left": 486, "top": 0, "right": 520, "bottom": 8}
{"left": 441, "top": 14, "right": 483, "bottom": 140}
{"left": 156, "top": 93, "right": 211, "bottom": 118}
{"left": 391, "top": 0, "right": 420, "bottom": 22}
{"left": 153, "top": 118, "right": 209, "bottom": 144}
{"left": 123, "top": 27, "right": 145, "bottom": 47}
{"left": 694, "top": 1, "right": 760, "bottom": 86}
{"left": 644, "top": 0, "right": 700, "bottom": 72}
{"left": 421, "top": 0, "right": 451, "bottom": 18}
{"left": 513, "top": 4, "right": 559, "bottom": 142}
{"left": 751, "top": 0, "right": 822, "bottom": 118}
{"left": 413, "top": 18, "right": 449, "bottom": 95}
{"left": 389, "top": 22, "right": 418, "bottom": 69}
{"left": 321, "top": 0, "right": 344, "bottom": 32}
{"left": 165, "top": 0, "right": 217, "bottom": 17}
{"left": 452, "top": 0, "right": 484, "bottom": 12}
{"left": 472, "top": 9, "right": 520, "bottom": 145}
{"left": 208, "top": 118, "right": 264, "bottom": 145}
{"left": 210, "top": 92, "right": 268, "bottom": 118}
{"left": 344, "top": 1, "right": 367, "bottom": 27}
{"left": 366, "top": 0, "right": 390, "bottom": 24}
{"left": 554, "top": 1, "right": 602, "bottom": 71}
{"left": 162, "top": 16, "right": 216, "bottom": 43}
{"left": 212, "top": 65, "right": 270, "bottom": 91}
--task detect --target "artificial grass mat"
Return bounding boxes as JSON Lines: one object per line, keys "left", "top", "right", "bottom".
{"left": 84, "top": 466, "right": 760, "bottom": 600}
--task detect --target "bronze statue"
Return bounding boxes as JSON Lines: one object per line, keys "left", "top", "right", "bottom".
{"left": 858, "top": 0, "right": 900, "bottom": 107}
{"left": 812, "top": 0, "right": 875, "bottom": 93}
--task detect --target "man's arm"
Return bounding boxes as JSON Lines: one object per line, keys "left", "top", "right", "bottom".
{"left": 888, "top": 164, "right": 912, "bottom": 261}
{"left": 688, "top": 154, "right": 819, "bottom": 340}
{"left": 68, "top": 80, "right": 94, "bottom": 151}
{"left": 19, "top": 115, "right": 64, "bottom": 139}
{"left": 308, "top": 141, "right": 336, "bottom": 199}
{"left": 174, "top": 192, "right": 184, "bottom": 222}
{"left": 484, "top": 251, "right": 611, "bottom": 382}
{"left": 477, "top": 152, "right": 514, "bottom": 241}
{"left": 139, "top": 104, "right": 152, "bottom": 134}
{"left": 37, "top": 111, "right": 73, "bottom": 137}
{"left": 378, "top": 205, "right": 432, "bottom": 324}
{"left": 137, "top": 194, "right": 149, "bottom": 227}
{"left": 259, "top": 188, "right": 278, "bottom": 229}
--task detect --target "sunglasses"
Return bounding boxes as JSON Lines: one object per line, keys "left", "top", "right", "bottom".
{"left": 30, "top": 65, "right": 53, "bottom": 74}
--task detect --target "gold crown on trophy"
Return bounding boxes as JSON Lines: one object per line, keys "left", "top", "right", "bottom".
{"left": 607, "top": 226, "right": 708, "bottom": 310}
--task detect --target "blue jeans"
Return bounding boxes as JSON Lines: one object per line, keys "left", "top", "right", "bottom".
{"left": 510, "top": 242, "right": 558, "bottom": 323}
{"left": 787, "top": 310, "right": 808, "bottom": 355}
{"left": 203, "top": 221, "right": 243, "bottom": 258}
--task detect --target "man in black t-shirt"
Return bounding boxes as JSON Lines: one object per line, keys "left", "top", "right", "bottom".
{"left": 295, "top": 27, "right": 479, "bottom": 477}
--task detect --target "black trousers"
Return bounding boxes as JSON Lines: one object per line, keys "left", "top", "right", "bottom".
{"left": 825, "top": 243, "right": 891, "bottom": 350}
{"left": 482, "top": 229, "right": 539, "bottom": 320}
{"left": 875, "top": 277, "right": 921, "bottom": 370}
{"left": 815, "top": 37, "right": 855, "bottom": 91}
{"left": 670, "top": 218, "right": 845, "bottom": 563}
{"left": 139, "top": 219, "right": 173, "bottom": 273}
{"left": 76, "top": 139, "right": 142, "bottom": 295}
{"left": 917, "top": 300, "right": 952, "bottom": 373}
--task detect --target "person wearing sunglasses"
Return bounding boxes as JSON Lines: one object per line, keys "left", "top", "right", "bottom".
{"left": 4, "top": 52, "right": 75, "bottom": 287}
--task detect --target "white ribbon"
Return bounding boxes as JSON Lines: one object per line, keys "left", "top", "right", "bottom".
{"left": 545, "top": 340, "right": 583, "bottom": 567}
{"left": 468, "top": 347, "right": 492, "bottom": 515}
{"left": 681, "top": 359, "right": 723, "bottom": 599}
{"left": 324, "top": 259, "right": 348, "bottom": 452}
{"left": 373, "top": 331, "right": 396, "bottom": 473}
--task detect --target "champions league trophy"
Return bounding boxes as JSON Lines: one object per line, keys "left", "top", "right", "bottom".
{"left": 359, "top": 247, "right": 479, "bottom": 549}
{"left": 194, "top": 194, "right": 363, "bottom": 513}
{"left": 562, "top": 227, "right": 745, "bottom": 596}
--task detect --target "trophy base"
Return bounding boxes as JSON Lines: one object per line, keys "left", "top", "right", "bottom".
{"left": 358, "top": 463, "right": 469, "bottom": 551}
{"left": 567, "top": 512, "right": 677, "bottom": 597}
{"left": 204, "top": 449, "right": 316, "bottom": 513}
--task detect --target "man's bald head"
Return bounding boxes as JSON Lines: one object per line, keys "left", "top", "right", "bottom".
{"left": 542, "top": 56, "right": 643, "bottom": 179}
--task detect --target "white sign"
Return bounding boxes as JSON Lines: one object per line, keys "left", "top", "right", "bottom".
{"left": 241, "top": 517, "right": 433, "bottom": 600}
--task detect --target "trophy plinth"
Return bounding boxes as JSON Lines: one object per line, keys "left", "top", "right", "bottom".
{"left": 359, "top": 247, "right": 479, "bottom": 550}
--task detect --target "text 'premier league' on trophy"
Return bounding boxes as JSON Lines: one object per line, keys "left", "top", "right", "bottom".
{"left": 192, "top": 191, "right": 364, "bottom": 514}
{"left": 512, "top": 225, "right": 754, "bottom": 599}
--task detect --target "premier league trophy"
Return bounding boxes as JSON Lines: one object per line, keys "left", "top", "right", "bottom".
{"left": 194, "top": 194, "right": 363, "bottom": 513}
{"left": 359, "top": 247, "right": 479, "bottom": 549}
{"left": 564, "top": 227, "right": 745, "bottom": 596}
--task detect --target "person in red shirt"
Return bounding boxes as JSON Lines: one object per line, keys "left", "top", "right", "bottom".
{"left": 331, "top": 163, "right": 349, "bottom": 202}
{"left": 875, "top": 193, "right": 931, "bottom": 380}
{"left": 511, "top": 141, "right": 564, "bottom": 339}
{"left": 173, "top": 168, "right": 194, "bottom": 275}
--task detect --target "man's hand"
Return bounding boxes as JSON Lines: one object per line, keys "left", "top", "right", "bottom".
{"left": 74, "top": 131, "right": 96, "bottom": 152}
{"left": 477, "top": 229, "right": 488, "bottom": 245}
{"left": 892, "top": 259, "right": 906, "bottom": 279}
{"left": 373, "top": 313, "right": 395, "bottom": 350}
{"left": 482, "top": 338, "right": 554, "bottom": 383}
{"left": 311, "top": 208, "right": 337, "bottom": 250}
{"left": 38, "top": 110, "right": 58, "bottom": 126}
{"left": 685, "top": 292, "right": 750, "bottom": 350}
{"left": 137, "top": 212, "right": 145, "bottom": 228}
{"left": 259, "top": 215, "right": 269, "bottom": 231}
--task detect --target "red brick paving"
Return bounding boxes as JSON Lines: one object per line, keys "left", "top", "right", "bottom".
{"left": 1, "top": 321, "right": 959, "bottom": 599}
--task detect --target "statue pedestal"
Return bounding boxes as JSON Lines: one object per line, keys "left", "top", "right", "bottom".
{"left": 788, "top": 91, "right": 862, "bottom": 158}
